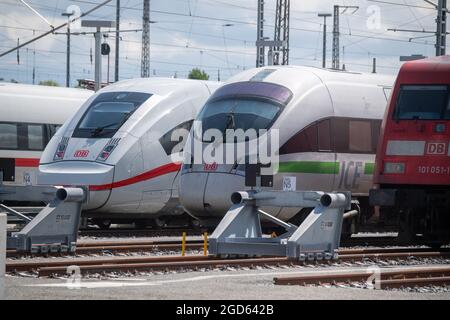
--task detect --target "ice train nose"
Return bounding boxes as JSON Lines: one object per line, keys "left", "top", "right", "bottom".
{"left": 179, "top": 171, "right": 246, "bottom": 219}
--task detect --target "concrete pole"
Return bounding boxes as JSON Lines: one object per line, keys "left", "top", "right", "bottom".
{"left": 318, "top": 14, "right": 331, "bottom": 69}
{"left": 322, "top": 21, "right": 327, "bottom": 68}
{"left": 66, "top": 22, "right": 71, "bottom": 87}
{"left": 94, "top": 27, "right": 102, "bottom": 91}
{"left": 0, "top": 213, "right": 6, "bottom": 300}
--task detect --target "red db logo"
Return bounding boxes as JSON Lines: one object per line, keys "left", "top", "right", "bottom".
{"left": 74, "top": 150, "right": 89, "bottom": 158}
{"left": 204, "top": 162, "right": 218, "bottom": 171}
{"left": 426, "top": 142, "right": 446, "bottom": 155}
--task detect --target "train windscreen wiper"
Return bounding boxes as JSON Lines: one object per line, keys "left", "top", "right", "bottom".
{"left": 91, "top": 112, "right": 132, "bottom": 137}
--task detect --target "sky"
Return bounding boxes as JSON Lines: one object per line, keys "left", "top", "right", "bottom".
{"left": 0, "top": 0, "right": 448, "bottom": 86}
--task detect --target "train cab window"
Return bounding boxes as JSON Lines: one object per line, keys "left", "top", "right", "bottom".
{"left": 73, "top": 91, "right": 152, "bottom": 138}
{"left": 349, "top": 120, "right": 372, "bottom": 153}
{"left": 197, "top": 98, "right": 281, "bottom": 142}
{"left": 394, "top": 85, "right": 449, "bottom": 120}
{"left": 159, "top": 120, "right": 194, "bottom": 155}
{"left": 27, "top": 124, "right": 44, "bottom": 150}
{"left": 0, "top": 123, "right": 18, "bottom": 149}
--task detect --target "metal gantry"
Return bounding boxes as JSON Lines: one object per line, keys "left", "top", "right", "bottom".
{"left": 436, "top": 0, "right": 447, "bottom": 56}
{"left": 256, "top": 0, "right": 290, "bottom": 67}
{"left": 387, "top": 0, "right": 447, "bottom": 57}
{"left": 332, "top": 5, "right": 358, "bottom": 70}
{"left": 256, "top": 0, "right": 265, "bottom": 67}
{"left": 141, "top": 0, "right": 150, "bottom": 78}
{"left": 273, "top": 0, "right": 290, "bottom": 65}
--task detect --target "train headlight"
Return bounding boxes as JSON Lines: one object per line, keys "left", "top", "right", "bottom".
{"left": 97, "top": 138, "right": 120, "bottom": 162}
{"left": 383, "top": 162, "right": 405, "bottom": 174}
{"left": 53, "top": 137, "right": 69, "bottom": 161}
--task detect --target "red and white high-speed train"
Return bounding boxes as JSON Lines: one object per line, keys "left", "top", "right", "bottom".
{"left": 38, "top": 78, "right": 220, "bottom": 228}
{"left": 370, "top": 55, "right": 450, "bottom": 244}
{"left": 0, "top": 82, "right": 92, "bottom": 204}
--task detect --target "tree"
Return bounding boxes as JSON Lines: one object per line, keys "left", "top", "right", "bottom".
{"left": 188, "top": 68, "right": 209, "bottom": 80}
{"left": 39, "top": 80, "right": 59, "bottom": 87}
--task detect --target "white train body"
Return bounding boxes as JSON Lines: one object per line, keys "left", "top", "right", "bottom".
{"left": 179, "top": 66, "right": 394, "bottom": 223}
{"left": 38, "top": 78, "right": 219, "bottom": 222}
{"left": 0, "top": 83, "right": 92, "bottom": 191}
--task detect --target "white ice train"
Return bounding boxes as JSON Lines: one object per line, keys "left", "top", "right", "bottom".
{"left": 38, "top": 78, "right": 220, "bottom": 228}
{"left": 0, "top": 82, "right": 92, "bottom": 204}
{"left": 179, "top": 66, "right": 395, "bottom": 233}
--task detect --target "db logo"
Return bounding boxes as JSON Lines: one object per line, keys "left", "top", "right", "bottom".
{"left": 204, "top": 162, "right": 218, "bottom": 171}
{"left": 426, "top": 142, "right": 447, "bottom": 155}
{"left": 74, "top": 149, "right": 89, "bottom": 158}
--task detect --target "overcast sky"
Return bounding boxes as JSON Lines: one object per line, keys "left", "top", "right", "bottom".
{"left": 0, "top": 0, "right": 448, "bottom": 86}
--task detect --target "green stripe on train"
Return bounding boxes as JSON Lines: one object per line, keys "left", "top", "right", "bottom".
{"left": 278, "top": 161, "right": 340, "bottom": 174}
{"left": 364, "top": 163, "right": 375, "bottom": 175}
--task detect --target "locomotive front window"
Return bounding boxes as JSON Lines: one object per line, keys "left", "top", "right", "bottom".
{"left": 195, "top": 98, "right": 281, "bottom": 142}
{"left": 394, "top": 85, "right": 449, "bottom": 120}
{"left": 73, "top": 91, "right": 152, "bottom": 138}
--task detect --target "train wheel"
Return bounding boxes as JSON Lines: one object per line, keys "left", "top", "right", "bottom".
{"left": 150, "top": 217, "right": 165, "bottom": 229}
{"left": 189, "top": 218, "right": 201, "bottom": 229}
{"left": 93, "top": 219, "right": 112, "bottom": 230}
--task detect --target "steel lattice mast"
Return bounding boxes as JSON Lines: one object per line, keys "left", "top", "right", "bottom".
{"left": 141, "top": 0, "right": 150, "bottom": 77}
{"left": 332, "top": 5, "right": 358, "bottom": 70}
{"left": 273, "top": 0, "right": 290, "bottom": 65}
{"left": 256, "top": 0, "right": 265, "bottom": 67}
{"left": 436, "top": 0, "right": 447, "bottom": 56}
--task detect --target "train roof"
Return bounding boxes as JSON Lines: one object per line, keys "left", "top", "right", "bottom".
{"left": 225, "top": 65, "right": 394, "bottom": 93}
{"left": 0, "top": 83, "right": 93, "bottom": 124}
{"left": 397, "top": 55, "right": 450, "bottom": 84}
{"left": 97, "top": 77, "right": 221, "bottom": 96}
{"left": 0, "top": 82, "right": 92, "bottom": 98}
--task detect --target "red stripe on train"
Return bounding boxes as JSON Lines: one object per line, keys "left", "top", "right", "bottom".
{"left": 15, "top": 158, "right": 40, "bottom": 167}
{"left": 89, "top": 162, "right": 181, "bottom": 191}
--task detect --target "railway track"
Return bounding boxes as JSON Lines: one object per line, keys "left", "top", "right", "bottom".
{"left": 78, "top": 228, "right": 207, "bottom": 238}
{"left": 6, "top": 248, "right": 450, "bottom": 278}
{"left": 274, "top": 265, "right": 450, "bottom": 289}
{"left": 7, "top": 236, "right": 450, "bottom": 258}
{"left": 6, "top": 239, "right": 205, "bottom": 258}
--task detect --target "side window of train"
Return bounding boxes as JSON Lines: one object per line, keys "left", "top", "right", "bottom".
{"left": 0, "top": 123, "right": 18, "bottom": 149}
{"left": 47, "top": 124, "right": 61, "bottom": 140}
{"left": 279, "top": 122, "right": 318, "bottom": 155}
{"left": 371, "top": 120, "right": 382, "bottom": 153}
{"left": 159, "top": 120, "right": 194, "bottom": 155}
{"left": 333, "top": 118, "right": 377, "bottom": 154}
{"left": 27, "top": 124, "right": 45, "bottom": 150}
{"left": 317, "top": 119, "right": 331, "bottom": 151}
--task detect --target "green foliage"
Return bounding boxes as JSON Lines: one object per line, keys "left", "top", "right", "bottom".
{"left": 39, "top": 80, "right": 59, "bottom": 87}
{"left": 188, "top": 68, "right": 209, "bottom": 80}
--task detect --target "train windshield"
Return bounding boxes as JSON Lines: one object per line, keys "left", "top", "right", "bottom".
{"left": 394, "top": 85, "right": 450, "bottom": 120}
{"left": 73, "top": 92, "right": 151, "bottom": 138}
{"left": 195, "top": 98, "right": 281, "bottom": 142}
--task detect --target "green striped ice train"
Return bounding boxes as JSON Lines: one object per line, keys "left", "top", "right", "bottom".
{"left": 179, "top": 65, "right": 394, "bottom": 227}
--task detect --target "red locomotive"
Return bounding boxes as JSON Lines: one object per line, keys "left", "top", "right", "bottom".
{"left": 370, "top": 55, "right": 450, "bottom": 245}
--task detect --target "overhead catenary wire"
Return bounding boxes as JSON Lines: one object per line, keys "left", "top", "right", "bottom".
{"left": 0, "top": 0, "right": 113, "bottom": 58}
